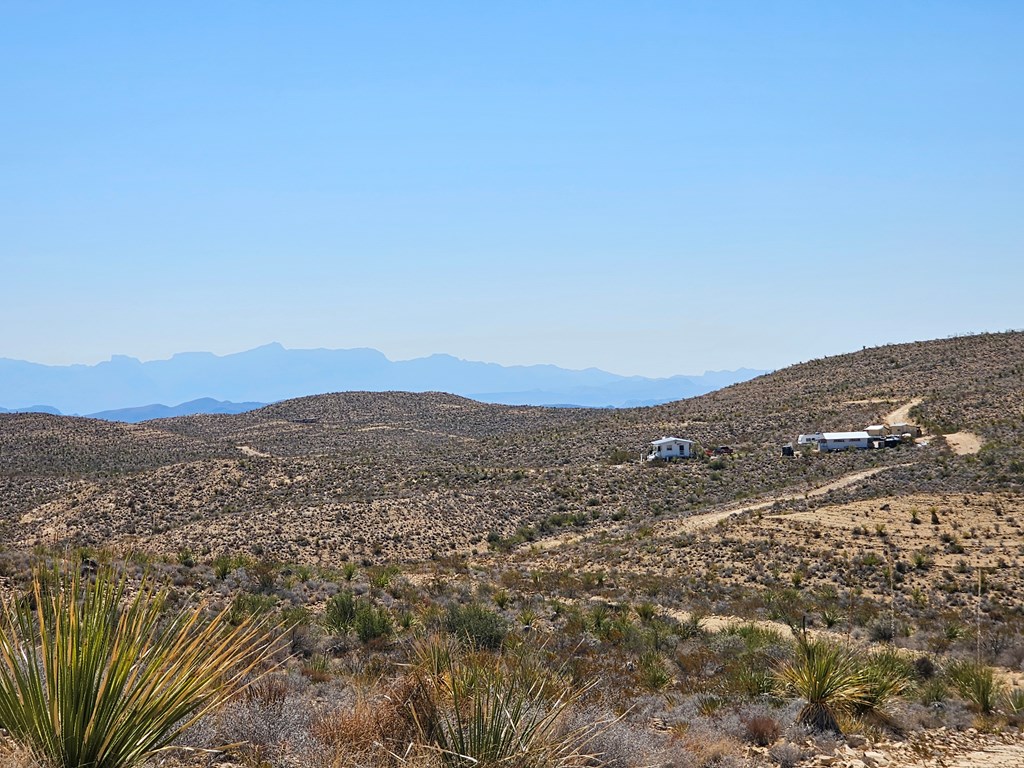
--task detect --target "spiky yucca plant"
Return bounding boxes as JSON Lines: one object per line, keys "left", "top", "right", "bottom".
{"left": 0, "top": 564, "right": 284, "bottom": 768}
{"left": 409, "top": 637, "right": 593, "bottom": 767}
{"left": 776, "top": 638, "right": 870, "bottom": 733}
{"left": 946, "top": 660, "right": 1006, "bottom": 715}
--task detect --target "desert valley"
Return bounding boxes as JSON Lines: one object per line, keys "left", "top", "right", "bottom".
{"left": 1, "top": 331, "right": 1023, "bottom": 768}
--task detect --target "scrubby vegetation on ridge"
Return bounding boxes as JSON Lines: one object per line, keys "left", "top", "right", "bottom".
{"left": 0, "top": 546, "right": 1021, "bottom": 768}
{"left": 1, "top": 332, "right": 1023, "bottom": 766}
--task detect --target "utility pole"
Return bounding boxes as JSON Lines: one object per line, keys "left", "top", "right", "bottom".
{"left": 976, "top": 564, "right": 983, "bottom": 664}
{"left": 888, "top": 545, "right": 896, "bottom": 643}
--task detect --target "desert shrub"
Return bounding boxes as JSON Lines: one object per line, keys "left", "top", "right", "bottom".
{"left": 193, "top": 673, "right": 317, "bottom": 765}
{"left": 769, "top": 741, "right": 805, "bottom": 768}
{"left": 324, "top": 590, "right": 357, "bottom": 633}
{"left": 869, "top": 622, "right": 896, "bottom": 642}
{"left": 913, "top": 655, "right": 937, "bottom": 680}
{"left": 410, "top": 644, "right": 591, "bottom": 768}
{"left": 444, "top": 603, "right": 508, "bottom": 650}
{"left": 0, "top": 564, "right": 281, "bottom": 768}
{"left": 675, "top": 719, "right": 744, "bottom": 768}
{"left": 1005, "top": 688, "right": 1024, "bottom": 722}
{"left": 676, "top": 613, "right": 706, "bottom": 639}
{"left": 635, "top": 601, "right": 657, "bottom": 622}
{"left": 309, "top": 675, "right": 422, "bottom": 763}
{"left": 857, "top": 650, "right": 913, "bottom": 728}
{"left": 354, "top": 603, "right": 393, "bottom": 644}
{"left": 228, "top": 592, "right": 277, "bottom": 624}
{"left": 369, "top": 565, "right": 400, "bottom": 590}
{"left": 212, "top": 555, "right": 236, "bottom": 580}
{"left": 696, "top": 693, "right": 728, "bottom": 717}
{"left": 301, "top": 653, "right": 332, "bottom": 683}
{"left": 776, "top": 637, "right": 869, "bottom": 733}
{"left": 637, "top": 651, "right": 673, "bottom": 691}
{"left": 744, "top": 715, "right": 782, "bottom": 746}
{"left": 606, "top": 448, "right": 635, "bottom": 466}
{"left": 560, "top": 707, "right": 662, "bottom": 768}
{"left": 946, "top": 660, "right": 1005, "bottom": 714}
{"left": 248, "top": 559, "right": 278, "bottom": 592}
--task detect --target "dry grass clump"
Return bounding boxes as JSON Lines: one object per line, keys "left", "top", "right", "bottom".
{"left": 308, "top": 675, "right": 427, "bottom": 766}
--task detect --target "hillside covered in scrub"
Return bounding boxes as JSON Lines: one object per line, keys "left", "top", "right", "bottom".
{"left": 1, "top": 332, "right": 1023, "bottom": 768}
{"left": 1, "top": 331, "right": 1022, "bottom": 565}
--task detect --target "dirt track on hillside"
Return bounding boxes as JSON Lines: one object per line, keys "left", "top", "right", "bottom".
{"left": 884, "top": 397, "right": 923, "bottom": 426}
{"left": 660, "top": 465, "right": 900, "bottom": 535}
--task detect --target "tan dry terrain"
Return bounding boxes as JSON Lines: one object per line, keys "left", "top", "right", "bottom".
{"left": 4, "top": 332, "right": 1023, "bottom": 566}
{"left": 1, "top": 333, "right": 1023, "bottom": 768}
{"left": 945, "top": 431, "right": 984, "bottom": 455}
{"left": 659, "top": 465, "right": 901, "bottom": 535}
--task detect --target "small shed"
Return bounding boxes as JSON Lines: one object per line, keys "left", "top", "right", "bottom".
{"left": 818, "top": 431, "right": 871, "bottom": 452}
{"left": 888, "top": 423, "right": 921, "bottom": 438}
{"left": 865, "top": 424, "right": 887, "bottom": 437}
{"left": 647, "top": 436, "right": 696, "bottom": 460}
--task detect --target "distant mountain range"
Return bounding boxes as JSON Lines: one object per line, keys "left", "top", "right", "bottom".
{"left": 0, "top": 343, "right": 765, "bottom": 419}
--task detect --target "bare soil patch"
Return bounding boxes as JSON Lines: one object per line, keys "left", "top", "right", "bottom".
{"left": 236, "top": 444, "right": 272, "bottom": 458}
{"left": 945, "top": 431, "right": 983, "bottom": 455}
{"left": 775, "top": 492, "right": 1021, "bottom": 570}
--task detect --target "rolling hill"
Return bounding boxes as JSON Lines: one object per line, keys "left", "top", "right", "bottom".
{"left": 1, "top": 331, "right": 1021, "bottom": 565}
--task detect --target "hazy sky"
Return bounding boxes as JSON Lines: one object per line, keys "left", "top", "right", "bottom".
{"left": 3, "top": 2, "right": 1022, "bottom": 377}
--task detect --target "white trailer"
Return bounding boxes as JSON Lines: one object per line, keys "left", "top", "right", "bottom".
{"left": 647, "top": 436, "right": 696, "bottom": 460}
{"left": 818, "top": 431, "right": 871, "bottom": 452}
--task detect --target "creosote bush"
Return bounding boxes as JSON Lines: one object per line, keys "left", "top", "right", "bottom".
{"left": 444, "top": 603, "right": 508, "bottom": 650}
{"left": 0, "top": 563, "right": 284, "bottom": 768}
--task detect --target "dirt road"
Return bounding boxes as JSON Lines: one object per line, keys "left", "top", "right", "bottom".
{"left": 237, "top": 445, "right": 272, "bottom": 458}
{"left": 883, "top": 397, "right": 983, "bottom": 456}
{"left": 884, "top": 397, "right": 923, "bottom": 426}
{"left": 661, "top": 465, "right": 899, "bottom": 535}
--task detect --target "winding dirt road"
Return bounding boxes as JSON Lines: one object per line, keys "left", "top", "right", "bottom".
{"left": 661, "top": 465, "right": 900, "bottom": 535}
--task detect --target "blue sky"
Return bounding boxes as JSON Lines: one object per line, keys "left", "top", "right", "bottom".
{"left": 3, "top": 2, "right": 1022, "bottom": 376}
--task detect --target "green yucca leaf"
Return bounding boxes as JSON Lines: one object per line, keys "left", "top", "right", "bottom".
{"left": 0, "top": 563, "right": 285, "bottom": 768}
{"left": 409, "top": 638, "right": 590, "bottom": 767}
{"left": 946, "top": 660, "right": 1006, "bottom": 715}
{"left": 776, "top": 638, "right": 871, "bottom": 733}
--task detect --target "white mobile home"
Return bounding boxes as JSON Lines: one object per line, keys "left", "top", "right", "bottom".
{"left": 647, "top": 437, "right": 696, "bottom": 460}
{"left": 818, "top": 431, "right": 871, "bottom": 452}
{"left": 797, "top": 433, "right": 825, "bottom": 446}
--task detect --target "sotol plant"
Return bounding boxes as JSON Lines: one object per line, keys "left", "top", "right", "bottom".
{"left": 776, "top": 637, "right": 870, "bottom": 733}
{"left": 946, "top": 660, "right": 1006, "bottom": 715}
{"left": 409, "top": 638, "right": 594, "bottom": 768}
{"left": 0, "top": 564, "right": 283, "bottom": 768}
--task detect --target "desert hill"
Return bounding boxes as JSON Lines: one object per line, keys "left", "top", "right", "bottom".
{"left": 2, "top": 333, "right": 1024, "bottom": 768}
{"left": 0, "top": 332, "right": 1021, "bottom": 565}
